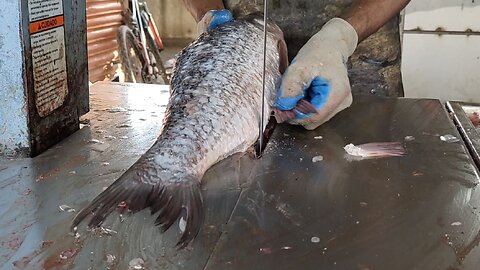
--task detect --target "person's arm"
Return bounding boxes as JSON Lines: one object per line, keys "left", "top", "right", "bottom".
{"left": 342, "top": 0, "right": 411, "bottom": 42}
{"left": 182, "top": 0, "right": 225, "bottom": 22}
{"left": 274, "top": 0, "right": 411, "bottom": 130}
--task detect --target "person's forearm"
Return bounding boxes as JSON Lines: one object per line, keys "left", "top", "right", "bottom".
{"left": 182, "top": 0, "right": 225, "bottom": 22}
{"left": 341, "top": 0, "right": 410, "bottom": 42}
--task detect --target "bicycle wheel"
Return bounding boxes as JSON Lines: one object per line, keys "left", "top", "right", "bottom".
{"left": 117, "top": 25, "right": 145, "bottom": 83}
{"left": 145, "top": 33, "right": 170, "bottom": 84}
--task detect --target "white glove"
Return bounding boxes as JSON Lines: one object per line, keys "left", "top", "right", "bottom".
{"left": 274, "top": 18, "right": 358, "bottom": 130}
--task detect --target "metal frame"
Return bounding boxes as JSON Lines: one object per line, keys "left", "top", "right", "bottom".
{"left": 447, "top": 101, "right": 480, "bottom": 170}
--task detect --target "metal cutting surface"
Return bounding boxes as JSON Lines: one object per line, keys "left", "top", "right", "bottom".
{"left": 1, "top": 82, "right": 480, "bottom": 270}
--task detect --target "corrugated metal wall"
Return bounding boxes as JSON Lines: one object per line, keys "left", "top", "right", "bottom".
{"left": 86, "top": 0, "right": 124, "bottom": 82}
{"left": 146, "top": 0, "right": 197, "bottom": 39}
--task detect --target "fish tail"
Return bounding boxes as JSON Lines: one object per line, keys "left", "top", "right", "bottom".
{"left": 71, "top": 169, "right": 203, "bottom": 249}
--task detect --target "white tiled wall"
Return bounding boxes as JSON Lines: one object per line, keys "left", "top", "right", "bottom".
{"left": 404, "top": 0, "right": 480, "bottom": 32}
{"left": 401, "top": 0, "right": 480, "bottom": 102}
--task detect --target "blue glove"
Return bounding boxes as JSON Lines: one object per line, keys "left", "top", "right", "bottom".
{"left": 198, "top": 9, "right": 233, "bottom": 34}
{"left": 207, "top": 10, "right": 233, "bottom": 30}
{"left": 275, "top": 76, "right": 331, "bottom": 120}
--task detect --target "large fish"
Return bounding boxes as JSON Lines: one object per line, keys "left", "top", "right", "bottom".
{"left": 72, "top": 14, "right": 312, "bottom": 248}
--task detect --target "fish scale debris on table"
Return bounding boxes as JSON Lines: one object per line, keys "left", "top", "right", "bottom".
{"left": 71, "top": 13, "right": 316, "bottom": 248}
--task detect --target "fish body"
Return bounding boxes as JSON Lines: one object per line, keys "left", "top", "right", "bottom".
{"left": 72, "top": 16, "right": 288, "bottom": 248}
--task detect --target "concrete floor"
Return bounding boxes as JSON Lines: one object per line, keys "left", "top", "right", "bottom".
{"left": 1, "top": 82, "right": 480, "bottom": 269}
{"left": 161, "top": 39, "right": 193, "bottom": 80}
{"left": 162, "top": 39, "right": 192, "bottom": 62}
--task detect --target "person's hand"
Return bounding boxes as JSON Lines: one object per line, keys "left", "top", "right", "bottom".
{"left": 274, "top": 18, "right": 358, "bottom": 130}
{"left": 197, "top": 9, "right": 233, "bottom": 34}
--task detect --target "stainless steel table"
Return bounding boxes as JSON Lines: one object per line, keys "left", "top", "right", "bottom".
{"left": 447, "top": 101, "right": 480, "bottom": 172}
{"left": 1, "top": 82, "right": 479, "bottom": 270}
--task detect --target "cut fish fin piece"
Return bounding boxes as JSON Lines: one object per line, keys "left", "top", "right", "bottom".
{"left": 273, "top": 100, "right": 317, "bottom": 124}
{"left": 273, "top": 108, "right": 295, "bottom": 123}
{"left": 295, "top": 100, "right": 317, "bottom": 114}
{"left": 71, "top": 168, "right": 204, "bottom": 249}
{"left": 344, "top": 142, "right": 405, "bottom": 159}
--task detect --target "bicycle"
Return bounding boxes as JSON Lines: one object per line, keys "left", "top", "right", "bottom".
{"left": 117, "top": 0, "right": 170, "bottom": 84}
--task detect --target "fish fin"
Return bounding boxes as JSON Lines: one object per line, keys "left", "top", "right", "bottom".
{"left": 71, "top": 168, "right": 203, "bottom": 249}
{"left": 344, "top": 142, "right": 406, "bottom": 158}
{"left": 277, "top": 39, "right": 289, "bottom": 74}
{"left": 273, "top": 100, "right": 317, "bottom": 123}
{"left": 273, "top": 108, "right": 296, "bottom": 123}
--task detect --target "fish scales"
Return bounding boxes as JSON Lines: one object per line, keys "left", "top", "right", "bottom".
{"left": 166, "top": 21, "right": 280, "bottom": 171}
{"left": 72, "top": 18, "right": 285, "bottom": 248}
